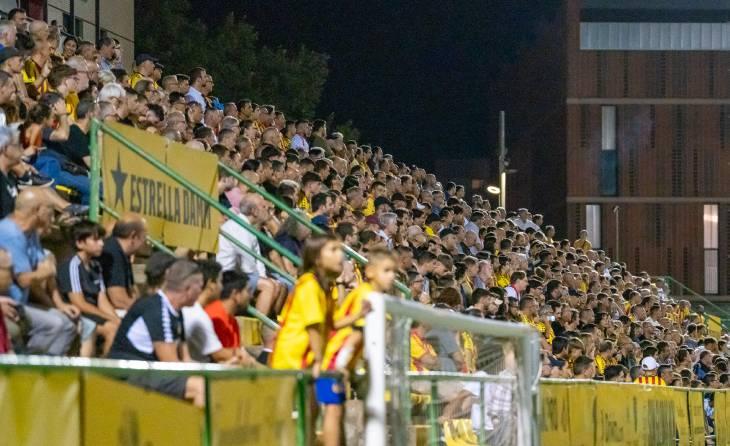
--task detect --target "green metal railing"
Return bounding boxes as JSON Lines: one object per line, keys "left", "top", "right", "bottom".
{"left": 659, "top": 275, "right": 730, "bottom": 329}
{"left": 0, "top": 355, "right": 332, "bottom": 446}
{"left": 89, "top": 120, "right": 284, "bottom": 331}
{"left": 218, "top": 162, "right": 413, "bottom": 299}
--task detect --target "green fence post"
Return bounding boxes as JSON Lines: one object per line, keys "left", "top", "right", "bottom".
{"left": 204, "top": 376, "right": 213, "bottom": 446}
{"left": 296, "top": 373, "right": 308, "bottom": 446}
{"left": 88, "top": 119, "right": 101, "bottom": 222}
{"left": 428, "top": 380, "right": 439, "bottom": 446}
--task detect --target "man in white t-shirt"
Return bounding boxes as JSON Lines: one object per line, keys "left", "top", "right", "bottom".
{"left": 182, "top": 259, "right": 238, "bottom": 363}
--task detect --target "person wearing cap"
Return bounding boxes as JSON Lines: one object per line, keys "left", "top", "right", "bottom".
{"left": 130, "top": 53, "right": 157, "bottom": 89}
{"left": 0, "top": 47, "right": 29, "bottom": 105}
{"left": 634, "top": 356, "right": 666, "bottom": 385}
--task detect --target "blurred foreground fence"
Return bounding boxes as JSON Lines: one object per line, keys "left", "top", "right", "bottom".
{"left": 0, "top": 356, "right": 727, "bottom": 445}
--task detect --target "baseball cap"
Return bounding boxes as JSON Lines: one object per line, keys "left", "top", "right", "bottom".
{"left": 0, "top": 47, "right": 21, "bottom": 64}
{"left": 641, "top": 356, "right": 658, "bottom": 371}
{"left": 135, "top": 53, "right": 158, "bottom": 66}
{"left": 154, "top": 61, "right": 164, "bottom": 70}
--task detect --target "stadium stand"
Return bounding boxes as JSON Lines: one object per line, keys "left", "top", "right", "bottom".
{"left": 0, "top": 7, "right": 728, "bottom": 446}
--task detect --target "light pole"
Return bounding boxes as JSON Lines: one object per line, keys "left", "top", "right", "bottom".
{"left": 498, "top": 111, "right": 507, "bottom": 209}
{"left": 613, "top": 205, "right": 620, "bottom": 261}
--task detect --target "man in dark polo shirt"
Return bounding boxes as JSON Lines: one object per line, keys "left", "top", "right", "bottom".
{"left": 98, "top": 213, "right": 147, "bottom": 311}
{"left": 108, "top": 259, "right": 205, "bottom": 406}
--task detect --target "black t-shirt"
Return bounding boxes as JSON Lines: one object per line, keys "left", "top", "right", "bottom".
{"left": 108, "top": 292, "right": 185, "bottom": 361}
{"left": 42, "top": 124, "right": 89, "bottom": 169}
{"left": 0, "top": 170, "right": 17, "bottom": 219}
{"left": 98, "top": 237, "right": 134, "bottom": 294}
{"left": 57, "top": 254, "right": 106, "bottom": 306}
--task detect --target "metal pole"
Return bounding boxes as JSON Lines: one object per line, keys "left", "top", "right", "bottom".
{"left": 69, "top": 0, "right": 76, "bottom": 36}
{"left": 613, "top": 205, "right": 620, "bottom": 261}
{"left": 295, "top": 374, "right": 308, "bottom": 446}
{"left": 88, "top": 119, "right": 100, "bottom": 222}
{"left": 364, "top": 292, "right": 387, "bottom": 446}
{"left": 498, "top": 111, "right": 507, "bottom": 209}
{"left": 428, "top": 380, "right": 439, "bottom": 446}
{"left": 94, "top": 0, "right": 101, "bottom": 43}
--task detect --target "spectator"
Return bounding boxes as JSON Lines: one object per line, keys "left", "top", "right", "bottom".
{"left": 0, "top": 189, "right": 76, "bottom": 355}
{"left": 57, "top": 221, "right": 120, "bottom": 356}
{"left": 98, "top": 213, "right": 148, "bottom": 311}
{"left": 185, "top": 66, "right": 207, "bottom": 111}
{"left": 130, "top": 53, "right": 157, "bottom": 88}
{"left": 291, "top": 119, "right": 310, "bottom": 153}
{"left": 107, "top": 259, "right": 205, "bottom": 407}
{"left": 217, "top": 194, "right": 285, "bottom": 354}
{"left": 635, "top": 357, "right": 666, "bottom": 385}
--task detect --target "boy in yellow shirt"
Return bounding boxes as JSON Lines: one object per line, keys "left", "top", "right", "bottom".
{"left": 321, "top": 248, "right": 397, "bottom": 446}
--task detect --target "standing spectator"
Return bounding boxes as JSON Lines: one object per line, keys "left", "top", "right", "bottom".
{"left": 98, "top": 214, "right": 148, "bottom": 311}
{"left": 270, "top": 234, "right": 344, "bottom": 444}
{"left": 107, "top": 259, "right": 205, "bottom": 406}
{"left": 185, "top": 67, "right": 207, "bottom": 111}
{"left": 309, "top": 119, "right": 331, "bottom": 157}
{"left": 574, "top": 229, "right": 592, "bottom": 252}
{"left": 635, "top": 357, "right": 666, "bottom": 385}
{"left": 130, "top": 53, "right": 157, "bottom": 88}
{"left": 291, "top": 119, "right": 310, "bottom": 153}
{"left": 0, "top": 189, "right": 76, "bottom": 355}
{"left": 97, "top": 37, "right": 116, "bottom": 71}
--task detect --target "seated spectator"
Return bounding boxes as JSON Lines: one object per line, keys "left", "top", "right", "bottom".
{"left": 98, "top": 213, "right": 148, "bottom": 311}
{"left": 57, "top": 221, "right": 120, "bottom": 356}
{"left": 0, "top": 188, "right": 76, "bottom": 355}
{"left": 217, "top": 193, "right": 286, "bottom": 354}
{"left": 107, "top": 259, "right": 205, "bottom": 406}
{"left": 204, "top": 270, "right": 254, "bottom": 358}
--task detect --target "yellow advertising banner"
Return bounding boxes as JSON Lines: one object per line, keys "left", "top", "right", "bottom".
{"left": 568, "top": 384, "right": 595, "bottom": 446}
{"left": 0, "top": 370, "right": 80, "bottom": 446}
{"left": 688, "top": 391, "right": 706, "bottom": 446}
{"left": 595, "top": 383, "right": 639, "bottom": 446}
{"left": 209, "top": 376, "right": 297, "bottom": 446}
{"left": 83, "top": 373, "right": 203, "bottom": 446}
{"left": 165, "top": 141, "right": 221, "bottom": 251}
{"left": 636, "top": 386, "right": 676, "bottom": 446}
{"left": 101, "top": 122, "right": 220, "bottom": 252}
{"left": 539, "top": 382, "right": 570, "bottom": 444}
{"left": 672, "top": 388, "right": 691, "bottom": 446}
{"left": 715, "top": 391, "right": 727, "bottom": 446}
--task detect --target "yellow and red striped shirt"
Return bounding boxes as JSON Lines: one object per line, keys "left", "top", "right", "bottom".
{"left": 634, "top": 375, "right": 666, "bottom": 386}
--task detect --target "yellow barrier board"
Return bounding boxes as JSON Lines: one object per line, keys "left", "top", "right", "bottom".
{"left": 568, "top": 384, "right": 595, "bottom": 446}
{"left": 715, "top": 391, "right": 727, "bottom": 446}
{"left": 672, "top": 388, "right": 691, "bottom": 446}
{"left": 83, "top": 373, "right": 203, "bottom": 446}
{"left": 595, "top": 383, "right": 639, "bottom": 445}
{"left": 688, "top": 391, "right": 706, "bottom": 446}
{"left": 636, "top": 386, "right": 676, "bottom": 446}
{"left": 539, "top": 382, "right": 570, "bottom": 444}
{"left": 209, "top": 376, "right": 297, "bottom": 446}
{"left": 102, "top": 122, "right": 220, "bottom": 252}
{"left": 0, "top": 370, "right": 80, "bottom": 446}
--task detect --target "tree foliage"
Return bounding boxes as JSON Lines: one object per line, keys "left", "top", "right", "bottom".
{"left": 134, "top": 0, "right": 328, "bottom": 118}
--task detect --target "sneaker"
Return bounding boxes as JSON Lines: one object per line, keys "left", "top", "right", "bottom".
{"left": 17, "top": 172, "right": 54, "bottom": 188}
{"left": 63, "top": 204, "right": 89, "bottom": 217}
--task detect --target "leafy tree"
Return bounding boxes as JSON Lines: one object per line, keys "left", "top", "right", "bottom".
{"left": 334, "top": 120, "right": 361, "bottom": 142}
{"left": 134, "top": 0, "right": 328, "bottom": 117}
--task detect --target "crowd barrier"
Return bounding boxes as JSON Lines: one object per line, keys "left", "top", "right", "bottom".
{"left": 540, "top": 379, "right": 725, "bottom": 446}
{"left": 1, "top": 357, "right": 727, "bottom": 446}
{"left": 0, "top": 357, "right": 311, "bottom": 446}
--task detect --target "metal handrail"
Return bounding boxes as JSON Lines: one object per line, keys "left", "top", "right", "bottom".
{"left": 660, "top": 275, "right": 730, "bottom": 324}
{"left": 100, "top": 203, "right": 281, "bottom": 331}
{"left": 218, "top": 161, "right": 413, "bottom": 299}
{"left": 89, "top": 120, "right": 282, "bottom": 331}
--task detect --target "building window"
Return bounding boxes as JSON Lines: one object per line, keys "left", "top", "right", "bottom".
{"left": 585, "top": 204, "right": 601, "bottom": 248}
{"left": 704, "top": 204, "right": 719, "bottom": 294}
{"left": 601, "top": 106, "right": 616, "bottom": 151}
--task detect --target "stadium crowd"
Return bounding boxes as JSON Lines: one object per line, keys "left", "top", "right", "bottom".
{"left": 0, "top": 7, "right": 728, "bottom": 443}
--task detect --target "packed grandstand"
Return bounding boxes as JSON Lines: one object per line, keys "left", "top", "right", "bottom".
{"left": 0, "top": 6, "right": 728, "bottom": 446}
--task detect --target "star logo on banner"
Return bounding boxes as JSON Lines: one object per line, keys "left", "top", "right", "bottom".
{"left": 111, "top": 152, "right": 128, "bottom": 207}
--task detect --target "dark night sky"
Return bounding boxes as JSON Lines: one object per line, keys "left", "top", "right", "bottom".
{"left": 193, "top": 1, "right": 561, "bottom": 168}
